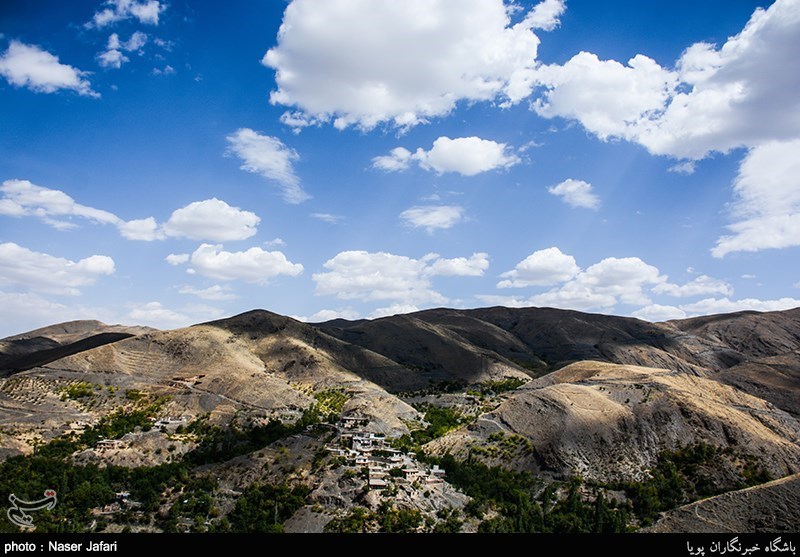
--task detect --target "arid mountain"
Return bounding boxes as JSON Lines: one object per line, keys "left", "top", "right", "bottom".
{"left": 0, "top": 320, "right": 155, "bottom": 376}
{"left": 427, "top": 360, "right": 800, "bottom": 482}
{"left": 644, "top": 473, "right": 800, "bottom": 533}
{"left": 0, "top": 305, "right": 798, "bottom": 533}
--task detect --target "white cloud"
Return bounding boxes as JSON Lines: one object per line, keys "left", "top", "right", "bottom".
{"left": 165, "top": 253, "right": 189, "bottom": 266}
{"left": 263, "top": 0, "right": 545, "bottom": 130}
{"left": 524, "top": 0, "right": 566, "bottom": 31}
{"left": 373, "top": 136, "right": 520, "bottom": 176}
{"left": 531, "top": 0, "right": 800, "bottom": 160}
{"left": 314, "top": 251, "right": 444, "bottom": 305}
{"left": 162, "top": 198, "right": 260, "bottom": 242}
{"left": 533, "top": 52, "right": 676, "bottom": 141}
{"left": 126, "top": 302, "right": 191, "bottom": 329}
{"left": 178, "top": 284, "right": 237, "bottom": 301}
{"left": 306, "top": 308, "right": 361, "bottom": 322}
{"left": 427, "top": 253, "right": 489, "bottom": 277}
{"left": 313, "top": 250, "right": 487, "bottom": 305}
{"left": 0, "top": 179, "right": 119, "bottom": 227}
{"left": 653, "top": 274, "right": 733, "bottom": 297}
{"left": 400, "top": 205, "right": 464, "bottom": 233}
{"left": 0, "top": 181, "right": 261, "bottom": 243}
{"left": 712, "top": 140, "right": 800, "bottom": 257}
{"left": 631, "top": 304, "right": 687, "bottom": 322}
{"left": 88, "top": 0, "right": 165, "bottom": 28}
{"left": 0, "top": 291, "right": 114, "bottom": 338}
{"left": 117, "top": 217, "right": 162, "bottom": 241}
{"left": 0, "top": 41, "right": 98, "bottom": 97}
{"left": 489, "top": 251, "right": 666, "bottom": 312}
{"left": 151, "top": 64, "right": 174, "bottom": 76}
{"left": 183, "top": 244, "right": 303, "bottom": 283}
{"left": 264, "top": 238, "right": 286, "bottom": 248}
{"left": 475, "top": 294, "right": 530, "bottom": 308}
{"left": 0, "top": 242, "right": 114, "bottom": 296}
{"left": 498, "top": 247, "right": 579, "bottom": 288}
{"left": 97, "top": 34, "right": 129, "bottom": 69}
{"left": 547, "top": 178, "right": 600, "bottom": 209}
{"left": 569, "top": 257, "right": 666, "bottom": 306}
{"left": 310, "top": 213, "right": 343, "bottom": 224}
{"left": 372, "top": 147, "right": 414, "bottom": 172}
{"left": 225, "top": 128, "right": 309, "bottom": 204}
{"left": 124, "top": 31, "right": 148, "bottom": 51}
{"left": 370, "top": 304, "right": 421, "bottom": 319}
{"left": 679, "top": 297, "right": 800, "bottom": 316}
{"left": 668, "top": 161, "right": 696, "bottom": 175}
{"left": 97, "top": 32, "right": 148, "bottom": 69}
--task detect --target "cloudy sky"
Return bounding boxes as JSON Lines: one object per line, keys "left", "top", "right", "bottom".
{"left": 1, "top": 0, "right": 799, "bottom": 336}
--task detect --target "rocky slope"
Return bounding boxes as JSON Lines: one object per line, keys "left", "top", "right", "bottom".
{"left": 644, "top": 473, "right": 800, "bottom": 533}
{"left": 0, "top": 305, "right": 798, "bottom": 532}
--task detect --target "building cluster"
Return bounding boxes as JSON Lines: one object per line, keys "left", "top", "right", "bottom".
{"left": 325, "top": 415, "right": 446, "bottom": 490}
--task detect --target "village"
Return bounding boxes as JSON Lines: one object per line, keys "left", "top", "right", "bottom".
{"left": 324, "top": 414, "right": 446, "bottom": 491}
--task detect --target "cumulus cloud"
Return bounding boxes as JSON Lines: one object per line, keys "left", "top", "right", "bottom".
{"left": 524, "top": 0, "right": 566, "bottom": 31}
{"left": 0, "top": 41, "right": 98, "bottom": 97}
{"left": 306, "top": 308, "right": 361, "bottom": 322}
{"left": 313, "top": 250, "right": 488, "bottom": 305}
{"left": 533, "top": 52, "right": 676, "bottom": 142}
{"left": 531, "top": 0, "right": 800, "bottom": 160}
{"left": 631, "top": 304, "right": 687, "bottom": 322}
{"left": 263, "top": 0, "right": 547, "bottom": 130}
{"left": 225, "top": 128, "right": 309, "bottom": 204}
{"left": 126, "top": 302, "right": 191, "bottom": 329}
{"left": 428, "top": 253, "right": 489, "bottom": 277}
{"left": 370, "top": 304, "right": 421, "bottom": 319}
{"left": 0, "top": 181, "right": 260, "bottom": 243}
{"left": 653, "top": 274, "right": 733, "bottom": 297}
{"left": 178, "top": 284, "right": 237, "bottom": 301}
{"left": 97, "top": 32, "right": 148, "bottom": 69}
{"left": 488, "top": 247, "right": 768, "bottom": 318}
{"left": 97, "top": 34, "right": 129, "bottom": 68}
{"left": 488, "top": 249, "right": 667, "bottom": 312}
{"left": 117, "top": 217, "right": 161, "bottom": 241}
{"left": 162, "top": 199, "right": 260, "bottom": 242}
{"left": 0, "top": 179, "right": 118, "bottom": 228}
{"left": 498, "top": 247, "right": 580, "bottom": 288}
{"left": 712, "top": 140, "right": 800, "bottom": 257}
{"left": 0, "top": 242, "right": 114, "bottom": 296}
{"left": 0, "top": 291, "right": 113, "bottom": 338}
{"left": 679, "top": 297, "right": 800, "bottom": 316}
{"left": 374, "top": 137, "right": 521, "bottom": 176}
{"left": 372, "top": 148, "right": 414, "bottom": 172}
{"left": 179, "top": 244, "right": 304, "bottom": 283}
{"left": 547, "top": 178, "right": 600, "bottom": 209}
{"left": 165, "top": 253, "right": 189, "bottom": 266}
{"left": 400, "top": 205, "right": 464, "bottom": 233}
{"left": 88, "top": 0, "right": 165, "bottom": 28}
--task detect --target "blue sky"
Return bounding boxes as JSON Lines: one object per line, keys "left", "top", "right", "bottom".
{"left": 1, "top": 0, "right": 799, "bottom": 336}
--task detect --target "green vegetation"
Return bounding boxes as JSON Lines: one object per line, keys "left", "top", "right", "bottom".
{"left": 397, "top": 381, "right": 465, "bottom": 398}
{"left": 323, "top": 502, "right": 422, "bottom": 533}
{"left": 313, "top": 388, "right": 350, "bottom": 421}
{"left": 60, "top": 382, "right": 95, "bottom": 401}
{"left": 614, "top": 442, "right": 773, "bottom": 526}
{"left": 469, "top": 377, "right": 527, "bottom": 396}
{"left": 184, "top": 417, "right": 301, "bottom": 465}
{"left": 430, "top": 454, "right": 628, "bottom": 533}
{"left": 469, "top": 432, "right": 535, "bottom": 460}
{"left": 125, "top": 389, "right": 145, "bottom": 401}
{"left": 216, "top": 483, "right": 309, "bottom": 533}
{"left": 391, "top": 404, "right": 468, "bottom": 452}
